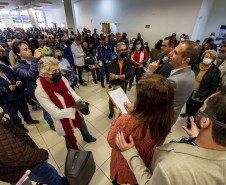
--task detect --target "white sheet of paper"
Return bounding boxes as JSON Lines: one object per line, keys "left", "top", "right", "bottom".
{"left": 108, "top": 87, "right": 131, "bottom": 114}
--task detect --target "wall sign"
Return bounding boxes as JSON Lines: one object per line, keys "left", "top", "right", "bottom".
{"left": 145, "top": 25, "right": 150, "bottom": 28}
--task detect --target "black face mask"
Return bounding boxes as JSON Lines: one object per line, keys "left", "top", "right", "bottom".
{"left": 57, "top": 56, "right": 62, "bottom": 59}
{"left": 120, "top": 52, "right": 127, "bottom": 58}
{"left": 52, "top": 72, "right": 62, "bottom": 83}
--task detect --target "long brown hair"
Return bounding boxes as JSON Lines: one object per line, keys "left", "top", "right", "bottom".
{"left": 130, "top": 74, "right": 174, "bottom": 143}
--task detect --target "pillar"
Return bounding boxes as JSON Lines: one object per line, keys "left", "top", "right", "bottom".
{"left": 27, "top": 8, "right": 39, "bottom": 28}
{"left": 63, "top": 0, "right": 77, "bottom": 35}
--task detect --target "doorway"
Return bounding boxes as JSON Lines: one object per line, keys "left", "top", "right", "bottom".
{"left": 100, "top": 23, "right": 117, "bottom": 35}
{"left": 102, "top": 23, "right": 110, "bottom": 35}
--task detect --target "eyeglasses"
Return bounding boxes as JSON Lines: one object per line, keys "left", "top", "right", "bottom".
{"left": 195, "top": 110, "right": 226, "bottom": 128}
{"left": 118, "top": 49, "right": 127, "bottom": 52}
{"left": 219, "top": 49, "right": 226, "bottom": 53}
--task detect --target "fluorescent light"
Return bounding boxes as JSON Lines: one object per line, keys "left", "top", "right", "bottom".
{"left": 0, "top": 3, "right": 8, "bottom": 5}
{"left": 39, "top": 2, "right": 52, "bottom": 5}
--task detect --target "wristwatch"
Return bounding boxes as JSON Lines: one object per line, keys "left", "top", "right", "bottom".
{"left": 115, "top": 75, "right": 118, "bottom": 79}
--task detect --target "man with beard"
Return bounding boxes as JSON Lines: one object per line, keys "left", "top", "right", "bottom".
{"left": 116, "top": 89, "right": 226, "bottom": 185}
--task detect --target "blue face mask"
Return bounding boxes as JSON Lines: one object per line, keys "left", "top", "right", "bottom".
{"left": 218, "top": 53, "right": 224, "bottom": 58}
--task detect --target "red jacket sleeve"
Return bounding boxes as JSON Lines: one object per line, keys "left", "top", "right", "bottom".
{"left": 107, "top": 114, "right": 132, "bottom": 149}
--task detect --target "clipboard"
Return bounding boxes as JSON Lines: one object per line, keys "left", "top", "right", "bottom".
{"left": 106, "top": 85, "right": 131, "bottom": 114}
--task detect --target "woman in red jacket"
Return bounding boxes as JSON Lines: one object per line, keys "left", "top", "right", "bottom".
{"left": 107, "top": 74, "right": 174, "bottom": 185}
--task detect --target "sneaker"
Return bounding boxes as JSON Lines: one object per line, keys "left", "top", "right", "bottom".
{"left": 82, "top": 79, "right": 87, "bottom": 82}
{"left": 70, "top": 85, "right": 75, "bottom": 90}
{"left": 108, "top": 113, "right": 113, "bottom": 119}
{"left": 27, "top": 120, "right": 40, "bottom": 125}
{"left": 93, "top": 80, "right": 98, "bottom": 84}
{"left": 101, "top": 84, "right": 105, "bottom": 88}
{"left": 128, "top": 87, "right": 131, "bottom": 91}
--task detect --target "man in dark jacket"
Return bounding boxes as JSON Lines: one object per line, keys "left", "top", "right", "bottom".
{"left": 85, "top": 29, "right": 95, "bottom": 56}
{"left": 12, "top": 40, "right": 55, "bottom": 130}
{"left": 108, "top": 42, "right": 132, "bottom": 119}
{"left": 0, "top": 113, "right": 69, "bottom": 185}
{"left": 154, "top": 36, "right": 177, "bottom": 78}
{"left": 0, "top": 63, "right": 39, "bottom": 132}
{"left": 97, "top": 36, "right": 112, "bottom": 88}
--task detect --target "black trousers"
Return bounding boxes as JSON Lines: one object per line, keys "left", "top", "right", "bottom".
{"left": 109, "top": 82, "right": 128, "bottom": 114}
{"left": 77, "top": 66, "right": 84, "bottom": 84}
{"left": 1, "top": 94, "right": 32, "bottom": 128}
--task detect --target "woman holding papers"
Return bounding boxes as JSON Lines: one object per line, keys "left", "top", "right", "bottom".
{"left": 107, "top": 74, "right": 174, "bottom": 185}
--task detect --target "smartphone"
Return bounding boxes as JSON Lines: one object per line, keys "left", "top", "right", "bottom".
{"left": 187, "top": 118, "right": 191, "bottom": 129}
{"left": 72, "top": 102, "right": 88, "bottom": 109}
{"left": 41, "top": 48, "right": 47, "bottom": 55}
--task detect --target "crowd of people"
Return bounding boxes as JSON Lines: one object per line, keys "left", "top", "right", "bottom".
{"left": 0, "top": 26, "right": 226, "bottom": 185}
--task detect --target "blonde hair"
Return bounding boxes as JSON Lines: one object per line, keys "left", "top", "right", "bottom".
{"left": 38, "top": 57, "right": 59, "bottom": 77}
{"left": 201, "top": 49, "right": 218, "bottom": 61}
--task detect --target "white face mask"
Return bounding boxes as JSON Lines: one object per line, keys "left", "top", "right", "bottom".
{"left": 7, "top": 42, "right": 12, "bottom": 46}
{"left": 181, "top": 38, "right": 185, "bottom": 42}
{"left": 210, "top": 35, "right": 215, "bottom": 40}
{"left": 203, "top": 58, "right": 212, "bottom": 65}
{"left": 136, "top": 44, "right": 141, "bottom": 50}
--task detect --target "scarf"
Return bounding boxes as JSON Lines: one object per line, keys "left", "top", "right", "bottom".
{"left": 39, "top": 76, "right": 81, "bottom": 149}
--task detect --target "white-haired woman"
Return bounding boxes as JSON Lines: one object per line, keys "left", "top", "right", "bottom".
{"left": 35, "top": 57, "right": 96, "bottom": 149}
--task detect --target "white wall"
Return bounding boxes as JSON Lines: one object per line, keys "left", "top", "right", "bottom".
{"left": 191, "top": 0, "right": 215, "bottom": 42}
{"left": 201, "top": 0, "right": 226, "bottom": 42}
{"left": 49, "top": 7, "right": 67, "bottom": 29}
{"left": 74, "top": 0, "right": 202, "bottom": 48}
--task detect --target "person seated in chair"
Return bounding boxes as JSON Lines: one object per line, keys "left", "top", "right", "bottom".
{"left": 55, "top": 50, "right": 78, "bottom": 90}
{"left": 84, "top": 48, "right": 100, "bottom": 84}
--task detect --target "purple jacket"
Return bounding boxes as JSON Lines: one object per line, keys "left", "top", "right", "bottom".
{"left": 13, "top": 57, "right": 39, "bottom": 100}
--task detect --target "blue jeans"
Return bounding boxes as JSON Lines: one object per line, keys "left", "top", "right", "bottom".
{"left": 65, "top": 116, "right": 93, "bottom": 149}
{"left": 90, "top": 68, "right": 100, "bottom": 82}
{"left": 11, "top": 162, "right": 69, "bottom": 185}
{"left": 34, "top": 100, "right": 54, "bottom": 127}
{"left": 100, "top": 66, "right": 109, "bottom": 85}
{"left": 1, "top": 94, "right": 32, "bottom": 129}
{"left": 63, "top": 72, "right": 78, "bottom": 87}
{"left": 129, "top": 67, "right": 143, "bottom": 88}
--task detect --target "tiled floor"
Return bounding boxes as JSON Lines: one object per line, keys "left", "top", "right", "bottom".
{"left": 1, "top": 73, "right": 188, "bottom": 185}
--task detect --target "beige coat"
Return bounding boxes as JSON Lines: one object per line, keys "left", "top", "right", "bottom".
{"left": 122, "top": 142, "right": 226, "bottom": 185}
{"left": 219, "top": 60, "right": 226, "bottom": 86}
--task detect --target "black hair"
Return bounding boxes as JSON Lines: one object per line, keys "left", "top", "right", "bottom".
{"left": 12, "top": 40, "right": 29, "bottom": 59}
{"left": 131, "top": 39, "right": 144, "bottom": 53}
{"left": 205, "top": 93, "right": 226, "bottom": 147}
{"left": 155, "top": 40, "right": 163, "bottom": 50}
{"left": 65, "top": 40, "right": 71, "bottom": 47}
{"left": 164, "top": 36, "right": 178, "bottom": 48}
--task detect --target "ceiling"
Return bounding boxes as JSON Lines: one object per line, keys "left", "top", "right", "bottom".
{"left": 0, "top": 0, "right": 82, "bottom": 11}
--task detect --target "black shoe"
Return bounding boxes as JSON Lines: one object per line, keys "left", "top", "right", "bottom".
{"left": 108, "top": 113, "right": 113, "bottom": 119}
{"left": 180, "top": 113, "right": 188, "bottom": 117}
{"left": 22, "top": 127, "right": 29, "bottom": 132}
{"left": 85, "top": 137, "right": 96, "bottom": 143}
{"left": 27, "top": 120, "right": 40, "bottom": 124}
{"left": 82, "top": 79, "right": 87, "bottom": 82}
{"left": 93, "top": 80, "right": 98, "bottom": 84}
{"left": 101, "top": 84, "right": 105, "bottom": 88}
{"left": 107, "top": 81, "right": 110, "bottom": 84}
{"left": 36, "top": 183, "right": 43, "bottom": 185}
{"left": 32, "top": 104, "right": 38, "bottom": 111}
{"left": 97, "top": 79, "right": 100, "bottom": 82}
{"left": 80, "top": 83, "right": 88, "bottom": 86}
{"left": 70, "top": 85, "right": 75, "bottom": 90}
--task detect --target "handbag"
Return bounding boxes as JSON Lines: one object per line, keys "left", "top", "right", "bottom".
{"left": 65, "top": 149, "right": 96, "bottom": 185}
{"left": 190, "top": 91, "right": 205, "bottom": 103}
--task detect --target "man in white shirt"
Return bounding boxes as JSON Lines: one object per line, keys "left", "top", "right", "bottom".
{"left": 71, "top": 36, "right": 87, "bottom": 86}
{"left": 54, "top": 50, "right": 78, "bottom": 89}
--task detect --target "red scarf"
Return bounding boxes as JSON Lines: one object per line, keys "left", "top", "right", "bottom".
{"left": 39, "top": 76, "right": 81, "bottom": 149}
